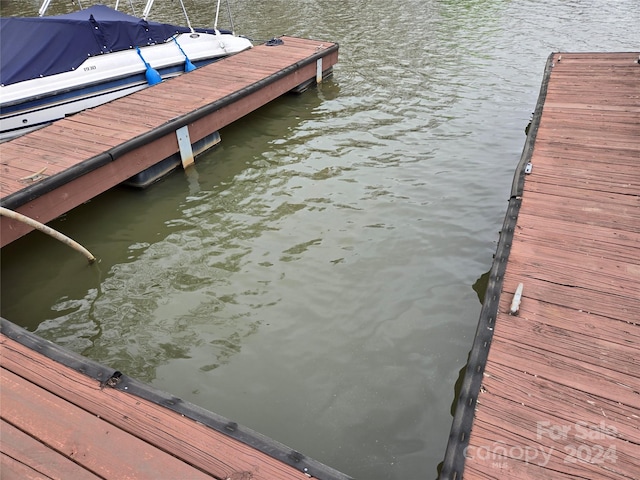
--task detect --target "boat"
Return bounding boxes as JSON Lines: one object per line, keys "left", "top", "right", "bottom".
{"left": 0, "top": 1, "right": 253, "bottom": 141}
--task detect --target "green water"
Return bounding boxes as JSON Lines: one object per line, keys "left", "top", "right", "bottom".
{"left": 1, "top": 1, "right": 638, "bottom": 477}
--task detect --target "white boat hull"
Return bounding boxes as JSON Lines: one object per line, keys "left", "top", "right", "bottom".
{"left": 0, "top": 32, "right": 252, "bottom": 141}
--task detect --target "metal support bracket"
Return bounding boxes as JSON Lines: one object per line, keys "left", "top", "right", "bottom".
{"left": 316, "top": 58, "right": 323, "bottom": 84}
{"left": 176, "top": 125, "right": 194, "bottom": 168}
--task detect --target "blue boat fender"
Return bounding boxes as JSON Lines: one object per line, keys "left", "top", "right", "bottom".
{"left": 173, "top": 37, "right": 197, "bottom": 72}
{"left": 135, "top": 47, "right": 162, "bottom": 86}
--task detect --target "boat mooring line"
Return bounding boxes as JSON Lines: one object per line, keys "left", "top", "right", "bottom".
{"left": 0, "top": 318, "right": 353, "bottom": 480}
{"left": 438, "top": 53, "right": 554, "bottom": 480}
{"left": 0, "top": 206, "right": 96, "bottom": 263}
{"left": 173, "top": 37, "right": 197, "bottom": 72}
{"left": 135, "top": 47, "right": 162, "bottom": 86}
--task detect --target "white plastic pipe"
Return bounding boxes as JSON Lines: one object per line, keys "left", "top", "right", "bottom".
{"left": 0, "top": 207, "right": 95, "bottom": 263}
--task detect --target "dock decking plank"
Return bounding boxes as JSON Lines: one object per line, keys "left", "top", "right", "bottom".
{"left": 1, "top": 451, "right": 70, "bottom": 480}
{"left": 532, "top": 168, "right": 640, "bottom": 198}
{"left": 469, "top": 399, "right": 637, "bottom": 479}
{"left": 8, "top": 136, "right": 87, "bottom": 164}
{"left": 75, "top": 108, "right": 158, "bottom": 132}
{"left": 494, "top": 310, "right": 639, "bottom": 379}
{"left": 1, "top": 367, "right": 215, "bottom": 480}
{"left": 514, "top": 213, "right": 640, "bottom": 260}
{"left": 520, "top": 192, "right": 640, "bottom": 233}
{"left": 0, "top": 420, "right": 101, "bottom": 480}
{"left": 480, "top": 362, "right": 639, "bottom": 439}
{"left": 10, "top": 131, "right": 104, "bottom": 160}
{"left": 542, "top": 102, "right": 640, "bottom": 114}
{"left": 499, "top": 275, "right": 638, "bottom": 325}
{"left": 487, "top": 336, "right": 639, "bottom": 409}
{"left": 508, "top": 243, "right": 639, "bottom": 298}
{"left": 534, "top": 131, "right": 640, "bottom": 152}
{"left": 54, "top": 118, "right": 136, "bottom": 143}
{"left": 100, "top": 97, "right": 182, "bottom": 123}
{"left": 530, "top": 143, "right": 639, "bottom": 167}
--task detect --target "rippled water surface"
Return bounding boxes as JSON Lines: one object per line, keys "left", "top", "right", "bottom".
{"left": 1, "top": 1, "right": 638, "bottom": 478}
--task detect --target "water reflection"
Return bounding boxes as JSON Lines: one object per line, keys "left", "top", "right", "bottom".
{"left": 434, "top": 350, "right": 470, "bottom": 479}
{"left": 1, "top": 0, "right": 638, "bottom": 478}
{"left": 472, "top": 269, "right": 490, "bottom": 304}
{"left": 27, "top": 91, "right": 328, "bottom": 381}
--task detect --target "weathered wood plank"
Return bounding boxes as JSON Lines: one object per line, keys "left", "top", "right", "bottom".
{"left": 56, "top": 117, "right": 135, "bottom": 143}
{"left": 1, "top": 367, "right": 215, "bottom": 480}
{"left": 487, "top": 336, "right": 639, "bottom": 409}
{"left": 0, "top": 420, "right": 100, "bottom": 480}
{"left": 519, "top": 191, "right": 640, "bottom": 233}
{"left": 499, "top": 274, "right": 638, "bottom": 324}
{"left": 468, "top": 400, "right": 636, "bottom": 479}
{"left": 478, "top": 362, "right": 640, "bottom": 443}
{"left": 494, "top": 314, "right": 639, "bottom": 378}
{"left": 531, "top": 142, "right": 640, "bottom": 166}
{"left": 1, "top": 452, "right": 59, "bottom": 480}
{"left": 514, "top": 213, "right": 640, "bottom": 264}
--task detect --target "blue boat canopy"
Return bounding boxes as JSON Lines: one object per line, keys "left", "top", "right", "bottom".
{"left": 0, "top": 5, "right": 217, "bottom": 86}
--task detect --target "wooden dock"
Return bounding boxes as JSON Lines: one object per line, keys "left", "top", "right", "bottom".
{"left": 441, "top": 52, "right": 640, "bottom": 479}
{"left": 1, "top": 318, "right": 351, "bottom": 480}
{"left": 0, "top": 36, "right": 338, "bottom": 246}
{"left": 0, "top": 36, "right": 347, "bottom": 478}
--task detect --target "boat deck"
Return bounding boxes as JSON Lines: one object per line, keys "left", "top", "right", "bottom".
{"left": 0, "top": 319, "right": 351, "bottom": 480}
{"left": 0, "top": 36, "right": 338, "bottom": 246}
{"left": 441, "top": 52, "right": 640, "bottom": 479}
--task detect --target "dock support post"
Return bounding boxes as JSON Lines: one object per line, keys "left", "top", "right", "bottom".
{"left": 176, "top": 125, "right": 195, "bottom": 168}
{"left": 0, "top": 207, "right": 96, "bottom": 263}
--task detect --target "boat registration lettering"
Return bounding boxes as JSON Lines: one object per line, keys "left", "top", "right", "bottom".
{"left": 83, "top": 65, "right": 97, "bottom": 72}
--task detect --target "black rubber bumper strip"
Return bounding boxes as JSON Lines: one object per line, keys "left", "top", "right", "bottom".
{"left": 438, "top": 52, "right": 553, "bottom": 480}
